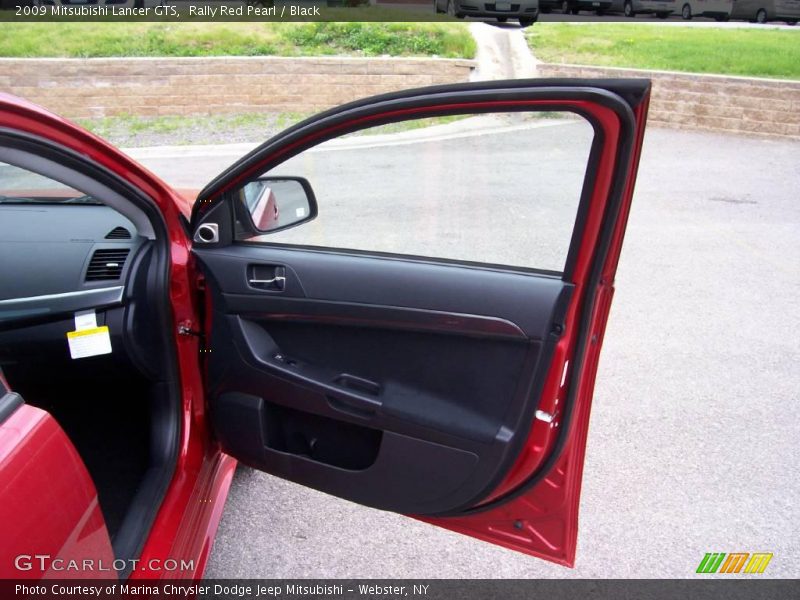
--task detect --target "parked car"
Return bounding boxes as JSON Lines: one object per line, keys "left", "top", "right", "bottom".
{"left": 677, "top": 0, "right": 733, "bottom": 19}
{"left": 560, "top": 0, "right": 614, "bottom": 14}
{"left": 0, "top": 78, "right": 650, "bottom": 577}
{"left": 729, "top": 0, "right": 799, "bottom": 22}
{"left": 609, "top": 0, "right": 676, "bottom": 16}
{"left": 434, "top": 0, "right": 540, "bottom": 26}
{"left": 538, "top": 0, "right": 562, "bottom": 11}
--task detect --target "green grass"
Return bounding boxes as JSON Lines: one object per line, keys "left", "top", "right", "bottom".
{"left": 528, "top": 24, "right": 800, "bottom": 80}
{"left": 73, "top": 112, "right": 474, "bottom": 147}
{"left": 0, "top": 22, "right": 475, "bottom": 59}
{"left": 282, "top": 22, "right": 474, "bottom": 57}
{"left": 346, "top": 114, "right": 468, "bottom": 136}
{"left": 75, "top": 112, "right": 309, "bottom": 141}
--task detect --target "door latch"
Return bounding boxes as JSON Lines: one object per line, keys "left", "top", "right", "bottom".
{"left": 535, "top": 409, "right": 559, "bottom": 425}
{"left": 178, "top": 321, "right": 202, "bottom": 337}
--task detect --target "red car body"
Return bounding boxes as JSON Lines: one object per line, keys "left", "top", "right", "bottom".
{"left": 0, "top": 93, "right": 234, "bottom": 579}
{"left": 0, "top": 79, "right": 650, "bottom": 578}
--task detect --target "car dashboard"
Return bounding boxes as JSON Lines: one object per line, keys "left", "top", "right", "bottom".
{"left": 0, "top": 204, "right": 144, "bottom": 326}
{"left": 0, "top": 203, "right": 165, "bottom": 382}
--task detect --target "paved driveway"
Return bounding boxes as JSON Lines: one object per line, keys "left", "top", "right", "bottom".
{"left": 135, "top": 123, "right": 800, "bottom": 578}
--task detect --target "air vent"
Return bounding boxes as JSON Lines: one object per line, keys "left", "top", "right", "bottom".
{"left": 105, "top": 226, "right": 131, "bottom": 240}
{"left": 86, "top": 249, "right": 130, "bottom": 282}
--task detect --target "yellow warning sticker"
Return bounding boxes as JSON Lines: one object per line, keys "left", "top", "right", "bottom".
{"left": 67, "top": 326, "right": 112, "bottom": 359}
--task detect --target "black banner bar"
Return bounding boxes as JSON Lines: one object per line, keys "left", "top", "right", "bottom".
{"left": 2, "top": 579, "right": 798, "bottom": 600}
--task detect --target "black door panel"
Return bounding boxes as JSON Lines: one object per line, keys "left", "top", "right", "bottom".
{"left": 207, "top": 314, "right": 538, "bottom": 514}
{"left": 196, "top": 245, "right": 571, "bottom": 340}
{"left": 196, "top": 246, "right": 571, "bottom": 514}
{"left": 214, "top": 392, "right": 481, "bottom": 514}
{"left": 222, "top": 295, "right": 528, "bottom": 339}
{"left": 218, "top": 315, "right": 533, "bottom": 444}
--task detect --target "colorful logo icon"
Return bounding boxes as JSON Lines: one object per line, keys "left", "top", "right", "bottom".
{"left": 696, "top": 552, "right": 773, "bottom": 574}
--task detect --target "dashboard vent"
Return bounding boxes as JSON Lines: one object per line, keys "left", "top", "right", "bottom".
{"left": 105, "top": 226, "right": 131, "bottom": 240}
{"left": 86, "top": 249, "right": 130, "bottom": 282}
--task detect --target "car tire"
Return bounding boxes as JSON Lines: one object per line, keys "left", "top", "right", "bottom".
{"left": 519, "top": 17, "right": 537, "bottom": 26}
{"left": 755, "top": 8, "right": 767, "bottom": 23}
{"left": 624, "top": 1, "right": 635, "bottom": 17}
{"left": 447, "top": 0, "right": 464, "bottom": 18}
{"left": 681, "top": 3, "right": 691, "bottom": 19}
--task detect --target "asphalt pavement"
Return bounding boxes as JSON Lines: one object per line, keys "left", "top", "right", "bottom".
{"left": 132, "top": 121, "right": 800, "bottom": 578}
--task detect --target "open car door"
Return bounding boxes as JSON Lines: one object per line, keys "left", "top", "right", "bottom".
{"left": 190, "top": 79, "right": 650, "bottom": 567}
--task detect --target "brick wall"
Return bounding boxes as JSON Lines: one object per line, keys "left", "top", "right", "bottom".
{"left": 4, "top": 57, "right": 797, "bottom": 139}
{"left": 0, "top": 56, "right": 475, "bottom": 119}
{"left": 537, "top": 63, "right": 800, "bottom": 140}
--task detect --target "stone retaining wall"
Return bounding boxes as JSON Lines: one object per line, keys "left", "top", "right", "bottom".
{"left": 0, "top": 56, "right": 476, "bottom": 119}
{"left": 3, "top": 56, "right": 798, "bottom": 139}
{"left": 537, "top": 63, "right": 800, "bottom": 139}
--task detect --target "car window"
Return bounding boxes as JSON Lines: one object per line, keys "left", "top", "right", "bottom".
{"left": 238, "top": 112, "right": 595, "bottom": 273}
{"left": 0, "top": 161, "right": 102, "bottom": 205}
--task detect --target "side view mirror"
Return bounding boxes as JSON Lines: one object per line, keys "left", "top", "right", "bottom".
{"left": 239, "top": 176, "right": 318, "bottom": 234}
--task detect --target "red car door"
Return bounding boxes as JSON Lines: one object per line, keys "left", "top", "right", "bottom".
{"left": 190, "top": 79, "right": 650, "bottom": 567}
{"left": 0, "top": 375, "right": 116, "bottom": 579}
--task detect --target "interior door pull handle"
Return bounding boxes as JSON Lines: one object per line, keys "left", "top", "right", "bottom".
{"left": 249, "top": 276, "right": 285, "bottom": 285}
{"left": 248, "top": 264, "right": 287, "bottom": 291}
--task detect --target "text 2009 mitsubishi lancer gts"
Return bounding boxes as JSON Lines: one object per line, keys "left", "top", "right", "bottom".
{"left": 0, "top": 78, "right": 650, "bottom": 578}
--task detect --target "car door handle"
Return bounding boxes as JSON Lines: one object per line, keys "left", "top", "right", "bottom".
{"left": 248, "top": 265, "right": 286, "bottom": 291}
{"left": 327, "top": 392, "right": 382, "bottom": 419}
{"left": 249, "top": 276, "right": 285, "bottom": 286}
{"left": 333, "top": 373, "right": 381, "bottom": 396}
{"left": 327, "top": 374, "right": 383, "bottom": 418}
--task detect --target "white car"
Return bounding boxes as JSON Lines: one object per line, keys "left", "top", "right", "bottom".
{"left": 677, "top": 0, "right": 734, "bottom": 19}
{"left": 434, "top": 0, "right": 541, "bottom": 27}
{"left": 730, "top": 0, "right": 800, "bottom": 23}
{"left": 609, "top": 0, "right": 676, "bottom": 17}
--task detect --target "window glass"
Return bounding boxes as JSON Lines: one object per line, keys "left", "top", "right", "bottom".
{"left": 239, "top": 112, "right": 594, "bottom": 273}
{"left": 0, "top": 162, "right": 101, "bottom": 205}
